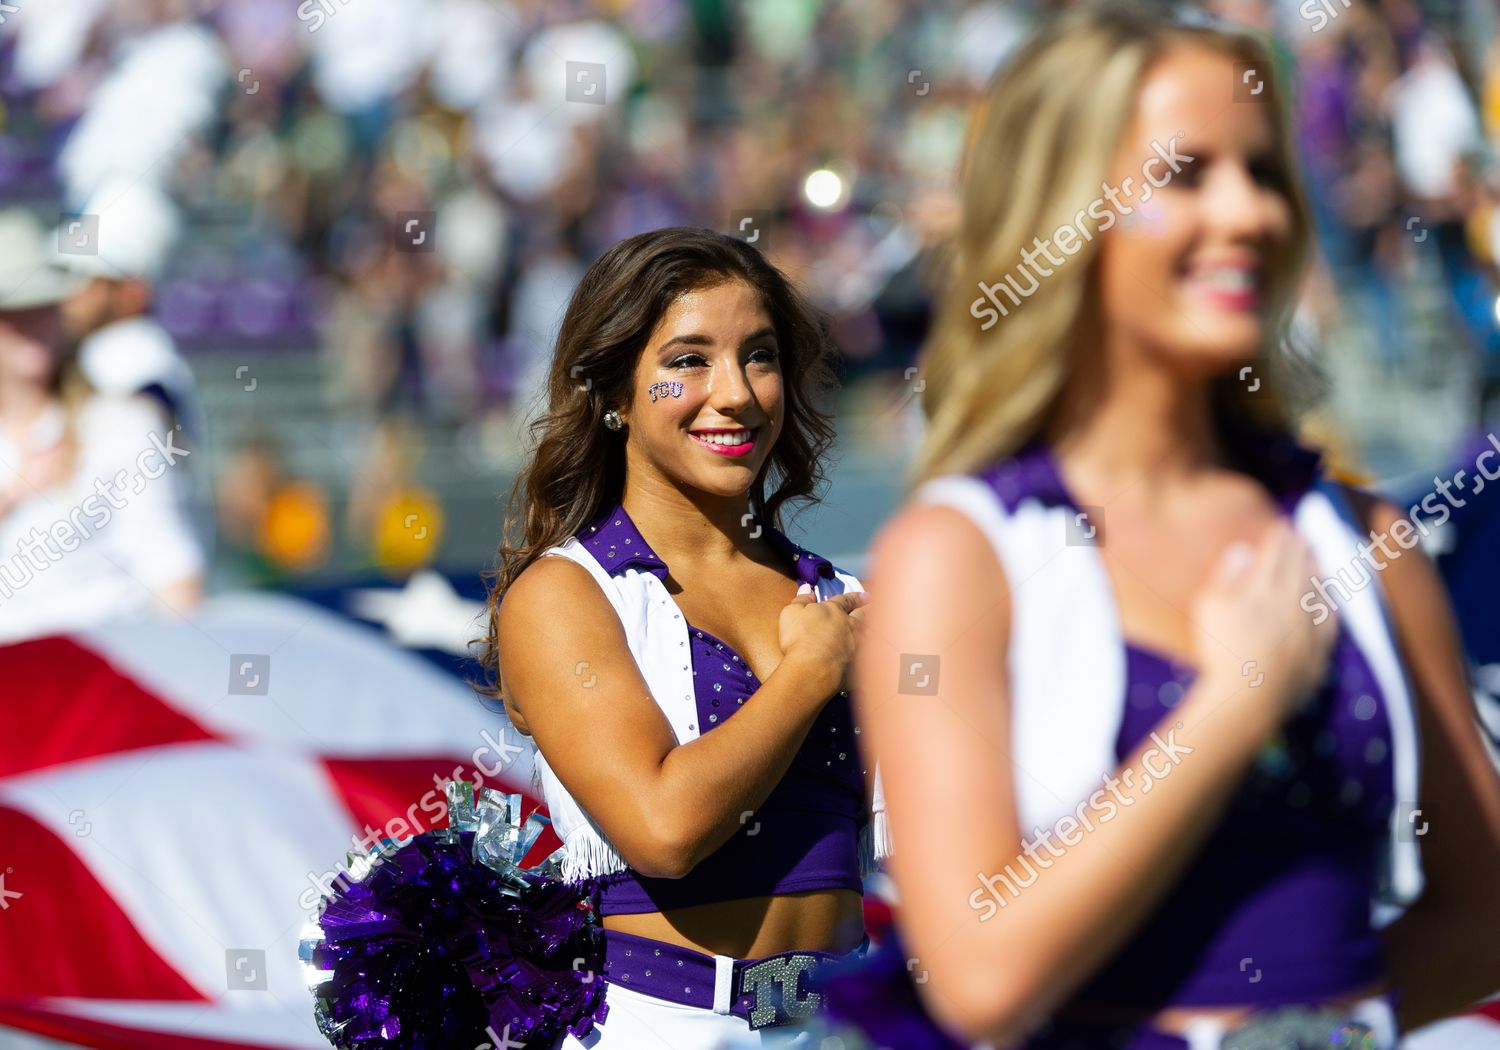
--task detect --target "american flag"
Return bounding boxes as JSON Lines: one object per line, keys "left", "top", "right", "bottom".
{"left": 0, "top": 581, "right": 541, "bottom": 1049}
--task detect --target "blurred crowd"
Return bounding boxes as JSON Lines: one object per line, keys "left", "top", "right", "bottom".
{"left": 3, "top": 0, "right": 1500, "bottom": 592}
{"left": 1, "top": 0, "right": 1021, "bottom": 420}
{"left": 1293, "top": 0, "right": 1500, "bottom": 381}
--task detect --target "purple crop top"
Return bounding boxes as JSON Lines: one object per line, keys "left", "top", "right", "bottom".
{"left": 985, "top": 432, "right": 1397, "bottom": 1014}
{"left": 574, "top": 504, "right": 867, "bottom": 916}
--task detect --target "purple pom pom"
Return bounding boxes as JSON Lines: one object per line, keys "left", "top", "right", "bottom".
{"left": 304, "top": 787, "right": 607, "bottom": 1048}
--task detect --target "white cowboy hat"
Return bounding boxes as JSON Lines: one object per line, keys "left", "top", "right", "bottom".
{"left": 0, "top": 209, "right": 86, "bottom": 311}
{"left": 53, "top": 178, "right": 182, "bottom": 283}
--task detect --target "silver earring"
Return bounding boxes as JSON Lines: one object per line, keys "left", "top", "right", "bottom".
{"left": 603, "top": 409, "right": 624, "bottom": 431}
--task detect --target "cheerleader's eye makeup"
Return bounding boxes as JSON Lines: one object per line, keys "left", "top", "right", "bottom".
{"left": 1248, "top": 159, "right": 1287, "bottom": 190}
{"left": 666, "top": 346, "right": 778, "bottom": 369}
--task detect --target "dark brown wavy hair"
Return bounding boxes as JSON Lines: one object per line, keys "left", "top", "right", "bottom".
{"left": 475, "top": 226, "right": 841, "bottom": 701}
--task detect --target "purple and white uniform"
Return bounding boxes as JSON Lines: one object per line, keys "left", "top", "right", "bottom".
{"left": 537, "top": 503, "right": 882, "bottom": 1048}
{"left": 577, "top": 505, "right": 867, "bottom": 917}
{"left": 910, "top": 431, "right": 1421, "bottom": 1050}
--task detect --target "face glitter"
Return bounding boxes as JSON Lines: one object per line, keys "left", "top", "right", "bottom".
{"left": 647, "top": 381, "right": 684, "bottom": 402}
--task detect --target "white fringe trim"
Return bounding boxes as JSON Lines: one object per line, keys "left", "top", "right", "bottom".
{"left": 858, "top": 809, "right": 892, "bottom": 877}
{"left": 559, "top": 826, "right": 630, "bottom": 883}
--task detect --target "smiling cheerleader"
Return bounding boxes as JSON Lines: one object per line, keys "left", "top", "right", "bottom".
{"left": 855, "top": 5, "right": 1500, "bottom": 1049}
{"left": 478, "top": 226, "right": 889, "bottom": 1048}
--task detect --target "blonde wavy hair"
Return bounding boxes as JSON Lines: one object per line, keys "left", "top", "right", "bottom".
{"left": 913, "top": 2, "right": 1314, "bottom": 484}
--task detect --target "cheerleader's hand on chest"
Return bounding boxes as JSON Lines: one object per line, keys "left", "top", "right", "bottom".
{"left": 777, "top": 585, "right": 869, "bottom": 701}
{"left": 1190, "top": 521, "right": 1338, "bottom": 739}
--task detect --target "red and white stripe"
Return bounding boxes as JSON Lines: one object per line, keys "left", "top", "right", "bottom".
{"left": 0, "top": 593, "right": 540, "bottom": 1049}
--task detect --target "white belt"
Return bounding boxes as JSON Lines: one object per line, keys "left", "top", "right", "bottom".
{"left": 712, "top": 953, "right": 735, "bottom": 1015}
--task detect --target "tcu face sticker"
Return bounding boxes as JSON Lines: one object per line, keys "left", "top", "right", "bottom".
{"left": 648, "top": 381, "right": 684, "bottom": 402}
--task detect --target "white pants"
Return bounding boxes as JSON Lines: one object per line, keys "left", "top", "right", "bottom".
{"left": 558, "top": 980, "right": 823, "bottom": 1050}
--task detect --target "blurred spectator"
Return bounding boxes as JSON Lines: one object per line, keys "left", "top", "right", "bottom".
{"left": 0, "top": 209, "right": 203, "bottom": 642}
{"left": 214, "top": 432, "right": 284, "bottom": 581}
{"left": 214, "top": 431, "right": 336, "bottom": 584}
{"left": 1388, "top": 33, "right": 1498, "bottom": 361}
{"left": 56, "top": 177, "right": 205, "bottom": 442}
{"left": 344, "top": 417, "right": 443, "bottom": 574}
{"left": 1388, "top": 34, "right": 1483, "bottom": 212}
{"left": 55, "top": 10, "right": 227, "bottom": 204}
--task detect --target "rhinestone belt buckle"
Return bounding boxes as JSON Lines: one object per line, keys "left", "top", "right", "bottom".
{"left": 1220, "top": 1005, "right": 1378, "bottom": 1050}
{"left": 739, "top": 952, "right": 826, "bottom": 1030}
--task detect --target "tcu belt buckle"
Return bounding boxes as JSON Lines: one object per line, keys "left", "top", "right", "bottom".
{"left": 1220, "top": 1006, "right": 1378, "bottom": 1050}
{"left": 739, "top": 953, "right": 825, "bottom": 1030}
